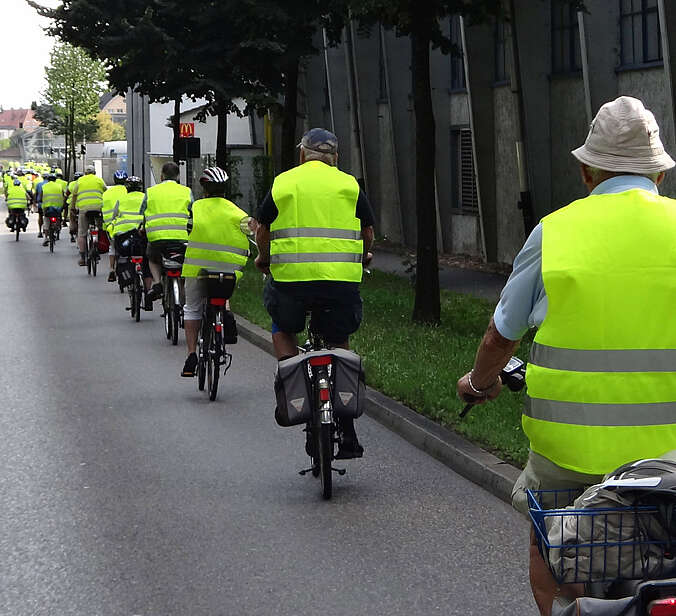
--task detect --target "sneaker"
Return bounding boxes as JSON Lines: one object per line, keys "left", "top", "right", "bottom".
{"left": 37, "top": 232, "right": 43, "bottom": 238}
{"left": 181, "top": 353, "right": 198, "bottom": 377}
{"left": 107, "top": 271, "right": 116, "bottom": 283}
{"left": 70, "top": 236, "right": 75, "bottom": 243}
{"left": 42, "top": 239, "right": 49, "bottom": 247}
{"left": 146, "top": 283, "right": 163, "bottom": 302}
{"left": 336, "top": 435, "right": 364, "bottom": 460}
{"left": 78, "top": 258, "right": 86, "bottom": 266}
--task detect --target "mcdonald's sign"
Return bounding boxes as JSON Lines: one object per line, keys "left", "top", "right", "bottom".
{"left": 179, "top": 122, "right": 195, "bottom": 138}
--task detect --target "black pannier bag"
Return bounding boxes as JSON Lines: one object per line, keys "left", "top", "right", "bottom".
{"left": 116, "top": 256, "right": 134, "bottom": 288}
{"left": 275, "top": 354, "right": 313, "bottom": 427}
{"left": 274, "top": 349, "right": 366, "bottom": 427}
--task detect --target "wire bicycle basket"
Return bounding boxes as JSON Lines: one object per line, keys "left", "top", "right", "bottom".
{"left": 528, "top": 489, "right": 676, "bottom": 585}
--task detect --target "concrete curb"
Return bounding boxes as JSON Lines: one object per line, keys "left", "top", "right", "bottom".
{"left": 235, "top": 314, "right": 521, "bottom": 504}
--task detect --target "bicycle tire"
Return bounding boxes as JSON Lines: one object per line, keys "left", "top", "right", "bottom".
{"left": 130, "top": 277, "right": 139, "bottom": 320}
{"left": 197, "top": 321, "right": 208, "bottom": 391}
{"left": 92, "top": 248, "right": 98, "bottom": 277}
{"left": 135, "top": 277, "right": 142, "bottom": 322}
{"left": 207, "top": 329, "right": 221, "bottom": 401}
{"left": 318, "top": 422, "right": 332, "bottom": 500}
{"left": 86, "top": 240, "right": 92, "bottom": 276}
{"left": 163, "top": 288, "right": 172, "bottom": 340}
{"left": 15, "top": 225, "right": 19, "bottom": 242}
{"left": 171, "top": 305, "right": 180, "bottom": 346}
{"left": 49, "top": 229, "right": 54, "bottom": 253}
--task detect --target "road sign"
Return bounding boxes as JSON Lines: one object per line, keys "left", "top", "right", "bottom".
{"left": 177, "top": 137, "right": 200, "bottom": 160}
{"left": 180, "top": 122, "right": 195, "bottom": 138}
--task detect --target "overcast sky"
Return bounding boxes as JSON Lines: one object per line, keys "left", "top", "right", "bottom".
{"left": 1, "top": 0, "right": 61, "bottom": 110}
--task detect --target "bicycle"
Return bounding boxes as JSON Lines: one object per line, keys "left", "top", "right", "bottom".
{"left": 8, "top": 210, "right": 27, "bottom": 242}
{"left": 84, "top": 210, "right": 103, "bottom": 277}
{"left": 161, "top": 246, "right": 186, "bottom": 346}
{"left": 47, "top": 213, "right": 61, "bottom": 253}
{"left": 195, "top": 270, "right": 235, "bottom": 401}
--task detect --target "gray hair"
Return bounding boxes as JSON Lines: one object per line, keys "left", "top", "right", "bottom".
{"left": 587, "top": 166, "right": 661, "bottom": 184}
{"left": 301, "top": 146, "right": 337, "bottom": 167}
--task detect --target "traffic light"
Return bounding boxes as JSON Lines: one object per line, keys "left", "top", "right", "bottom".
{"left": 80, "top": 144, "right": 86, "bottom": 155}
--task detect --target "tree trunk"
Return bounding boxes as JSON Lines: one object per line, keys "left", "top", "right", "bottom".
{"left": 280, "top": 54, "right": 300, "bottom": 172}
{"left": 172, "top": 99, "right": 181, "bottom": 163}
{"left": 411, "top": 24, "right": 441, "bottom": 325}
{"left": 216, "top": 101, "right": 228, "bottom": 169}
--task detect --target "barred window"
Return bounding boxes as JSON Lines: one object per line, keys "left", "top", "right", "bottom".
{"left": 451, "top": 128, "right": 478, "bottom": 212}
{"left": 450, "top": 15, "right": 466, "bottom": 91}
{"left": 620, "top": 0, "right": 662, "bottom": 66}
{"left": 552, "top": 1, "right": 582, "bottom": 73}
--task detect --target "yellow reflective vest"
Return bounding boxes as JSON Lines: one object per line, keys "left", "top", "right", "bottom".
{"left": 6, "top": 183, "right": 28, "bottom": 210}
{"left": 182, "top": 197, "right": 250, "bottom": 279}
{"left": 75, "top": 174, "right": 106, "bottom": 211}
{"left": 102, "top": 184, "right": 127, "bottom": 232}
{"left": 144, "top": 180, "right": 191, "bottom": 242}
{"left": 524, "top": 188, "right": 676, "bottom": 475}
{"left": 41, "top": 180, "right": 64, "bottom": 212}
{"left": 111, "top": 192, "right": 144, "bottom": 238}
{"left": 269, "top": 161, "right": 363, "bottom": 282}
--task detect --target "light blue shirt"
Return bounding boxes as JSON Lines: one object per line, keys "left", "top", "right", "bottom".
{"left": 493, "top": 175, "right": 660, "bottom": 341}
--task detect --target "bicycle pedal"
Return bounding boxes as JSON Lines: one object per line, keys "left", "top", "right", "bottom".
{"left": 299, "top": 466, "right": 317, "bottom": 476}
{"left": 331, "top": 467, "right": 347, "bottom": 476}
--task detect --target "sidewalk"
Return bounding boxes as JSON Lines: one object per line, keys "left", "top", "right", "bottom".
{"left": 371, "top": 251, "right": 508, "bottom": 302}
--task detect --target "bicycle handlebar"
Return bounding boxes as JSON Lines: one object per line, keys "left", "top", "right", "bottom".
{"left": 460, "top": 357, "right": 526, "bottom": 418}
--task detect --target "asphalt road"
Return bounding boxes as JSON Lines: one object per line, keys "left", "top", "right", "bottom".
{"left": 0, "top": 213, "right": 536, "bottom": 615}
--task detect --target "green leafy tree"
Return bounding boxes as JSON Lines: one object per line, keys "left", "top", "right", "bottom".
{"left": 95, "top": 111, "right": 125, "bottom": 141}
{"left": 42, "top": 42, "right": 106, "bottom": 178}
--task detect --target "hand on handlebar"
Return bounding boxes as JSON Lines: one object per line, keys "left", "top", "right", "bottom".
{"left": 363, "top": 251, "right": 373, "bottom": 268}
{"left": 255, "top": 254, "right": 270, "bottom": 275}
{"left": 456, "top": 372, "right": 502, "bottom": 406}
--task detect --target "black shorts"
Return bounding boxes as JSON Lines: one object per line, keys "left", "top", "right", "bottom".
{"left": 147, "top": 240, "right": 187, "bottom": 264}
{"left": 263, "top": 278, "right": 363, "bottom": 345}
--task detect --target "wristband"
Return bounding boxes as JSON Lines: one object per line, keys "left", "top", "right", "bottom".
{"left": 468, "top": 371, "right": 498, "bottom": 396}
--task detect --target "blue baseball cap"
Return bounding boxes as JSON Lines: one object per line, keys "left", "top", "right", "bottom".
{"left": 298, "top": 128, "right": 338, "bottom": 155}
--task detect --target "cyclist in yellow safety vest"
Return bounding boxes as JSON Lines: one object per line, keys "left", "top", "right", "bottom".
{"left": 55, "top": 172, "right": 68, "bottom": 223}
{"left": 5, "top": 179, "right": 29, "bottom": 231}
{"left": 72, "top": 165, "right": 107, "bottom": 266}
{"left": 457, "top": 97, "right": 676, "bottom": 616}
{"left": 141, "top": 161, "right": 193, "bottom": 304}
{"left": 180, "top": 167, "right": 250, "bottom": 377}
{"left": 254, "top": 128, "right": 375, "bottom": 460}
{"left": 110, "top": 175, "right": 145, "bottom": 241}
{"left": 102, "top": 170, "right": 128, "bottom": 282}
{"left": 40, "top": 174, "right": 65, "bottom": 247}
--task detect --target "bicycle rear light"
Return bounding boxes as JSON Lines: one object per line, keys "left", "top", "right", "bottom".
{"left": 50, "top": 217, "right": 57, "bottom": 222}
{"left": 215, "top": 324, "right": 222, "bottom": 333}
{"left": 131, "top": 257, "right": 144, "bottom": 264}
{"left": 650, "top": 598, "right": 676, "bottom": 616}
{"left": 309, "top": 356, "right": 331, "bottom": 367}
{"left": 209, "top": 298, "right": 226, "bottom": 306}
{"left": 167, "top": 270, "right": 181, "bottom": 277}
{"left": 319, "top": 388, "right": 330, "bottom": 402}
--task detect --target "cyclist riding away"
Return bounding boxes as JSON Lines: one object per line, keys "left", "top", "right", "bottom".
{"left": 254, "top": 128, "right": 375, "bottom": 460}
{"left": 66, "top": 171, "right": 83, "bottom": 243}
{"left": 40, "top": 173, "right": 64, "bottom": 247}
{"left": 141, "top": 161, "right": 193, "bottom": 305}
{"left": 456, "top": 97, "right": 676, "bottom": 616}
{"left": 180, "top": 167, "right": 249, "bottom": 377}
{"left": 72, "top": 165, "right": 107, "bottom": 266}
{"left": 5, "top": 178, "right": 29, "bottom": 231}
{"left": 103, "top": 170, "right": 128, "bottom": 282}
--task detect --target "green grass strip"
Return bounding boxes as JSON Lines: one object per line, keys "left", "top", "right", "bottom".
{"left": 231, "top": 261, "right": 531, "bottom": 467}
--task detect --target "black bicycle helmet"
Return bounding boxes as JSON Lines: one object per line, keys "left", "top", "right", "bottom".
{"left": 199, "top": 167, "right": 228, "bottom": 185}
{"left": 73, "top": 172, "right": 84, "bottom": 179}
{"left": 125, "top": 176, "right": 143, "bottom": 192}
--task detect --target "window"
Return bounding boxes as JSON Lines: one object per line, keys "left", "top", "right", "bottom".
{"left": 451, "top": 128, "right": 478, "bottom": 212}
{"left": 450, "top": 15, "right": 466, "bottom": 91}
{"left": 552, "top": 1, "right": 582, "bottom": 73}
{"left": 620, "top": 0, "right": 662, "bottom": 66}
{"left": 495, "top": 17, "right": 510, "bottom": 83}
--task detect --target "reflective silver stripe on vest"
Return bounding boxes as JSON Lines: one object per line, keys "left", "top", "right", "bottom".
{"left": 525, "top": 397, "right": 676, "bottom": 426}
{"left": 271, "top": 252, "right": 363, "bottom": 264}
{"left": 146, "top": 213, "right": 189, "bottom": 221}
{"left": 271, "top": 227, "right": 361, "bottom": 241}
{"left": 183, "top": 258, "right": 243, "bottom": 271}
{"left": 77, "top": 190, "right": 103, "bottom": 197}
{"left": 531, "top": 343, "right": 676, "bottom": 373}
{"left": 146, "top": 225, "right": 187, "bottom": 232}
{"left": 188, "top": 241, "right": 249, "bottom": 256}
{"left": 119, "top": 211, "right": 141, "bottom": 216}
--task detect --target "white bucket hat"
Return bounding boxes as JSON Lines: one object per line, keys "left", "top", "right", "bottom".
{"left": 571, "top": 96, "right": 675, "bottom": 174}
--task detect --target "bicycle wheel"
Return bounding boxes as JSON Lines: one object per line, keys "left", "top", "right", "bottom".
{"left": 86, "top": 238, "right": 92, "bottom": 276}
{"left": 130, "top": 277, "right": 139, "bottom": 320}
{"left": 15, "top": 225, "right": 19, "bottom": 242}
{"left": 49, "top": 229, "right": 55, "bottom": 253}
{"left": 318, "top": 422, "right": 333, "bottom": 500}
{"left": 171, "top": 305, "right": 180, "bottom": 346}
{"left": 163, "top": 287, "right": 172, "bottom": 340}
{"left": 92, "top": 246, "right": 98, "bottom": 277}
{"left": 207, "top": 329, "right": 221, "bottom": 401}
{"left": 135, "top": 277, "right": 142, "bottom": 322}
{"left": 197, "top": 323, "right": 207, "bottom": 391}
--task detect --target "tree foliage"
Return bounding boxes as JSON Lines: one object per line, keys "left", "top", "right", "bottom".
{"left": 95, "top": 111, "right": 126, "bottom": 142}
{"left": 41, "top": 42, "right": 106, "bottom": 178}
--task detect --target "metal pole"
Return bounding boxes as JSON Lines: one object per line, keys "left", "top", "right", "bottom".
{"left": 578, "top": 10, "right": 593, "bottom": 123}
{"left": 322, "top": 28, "right": 336, "bottom": 133}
